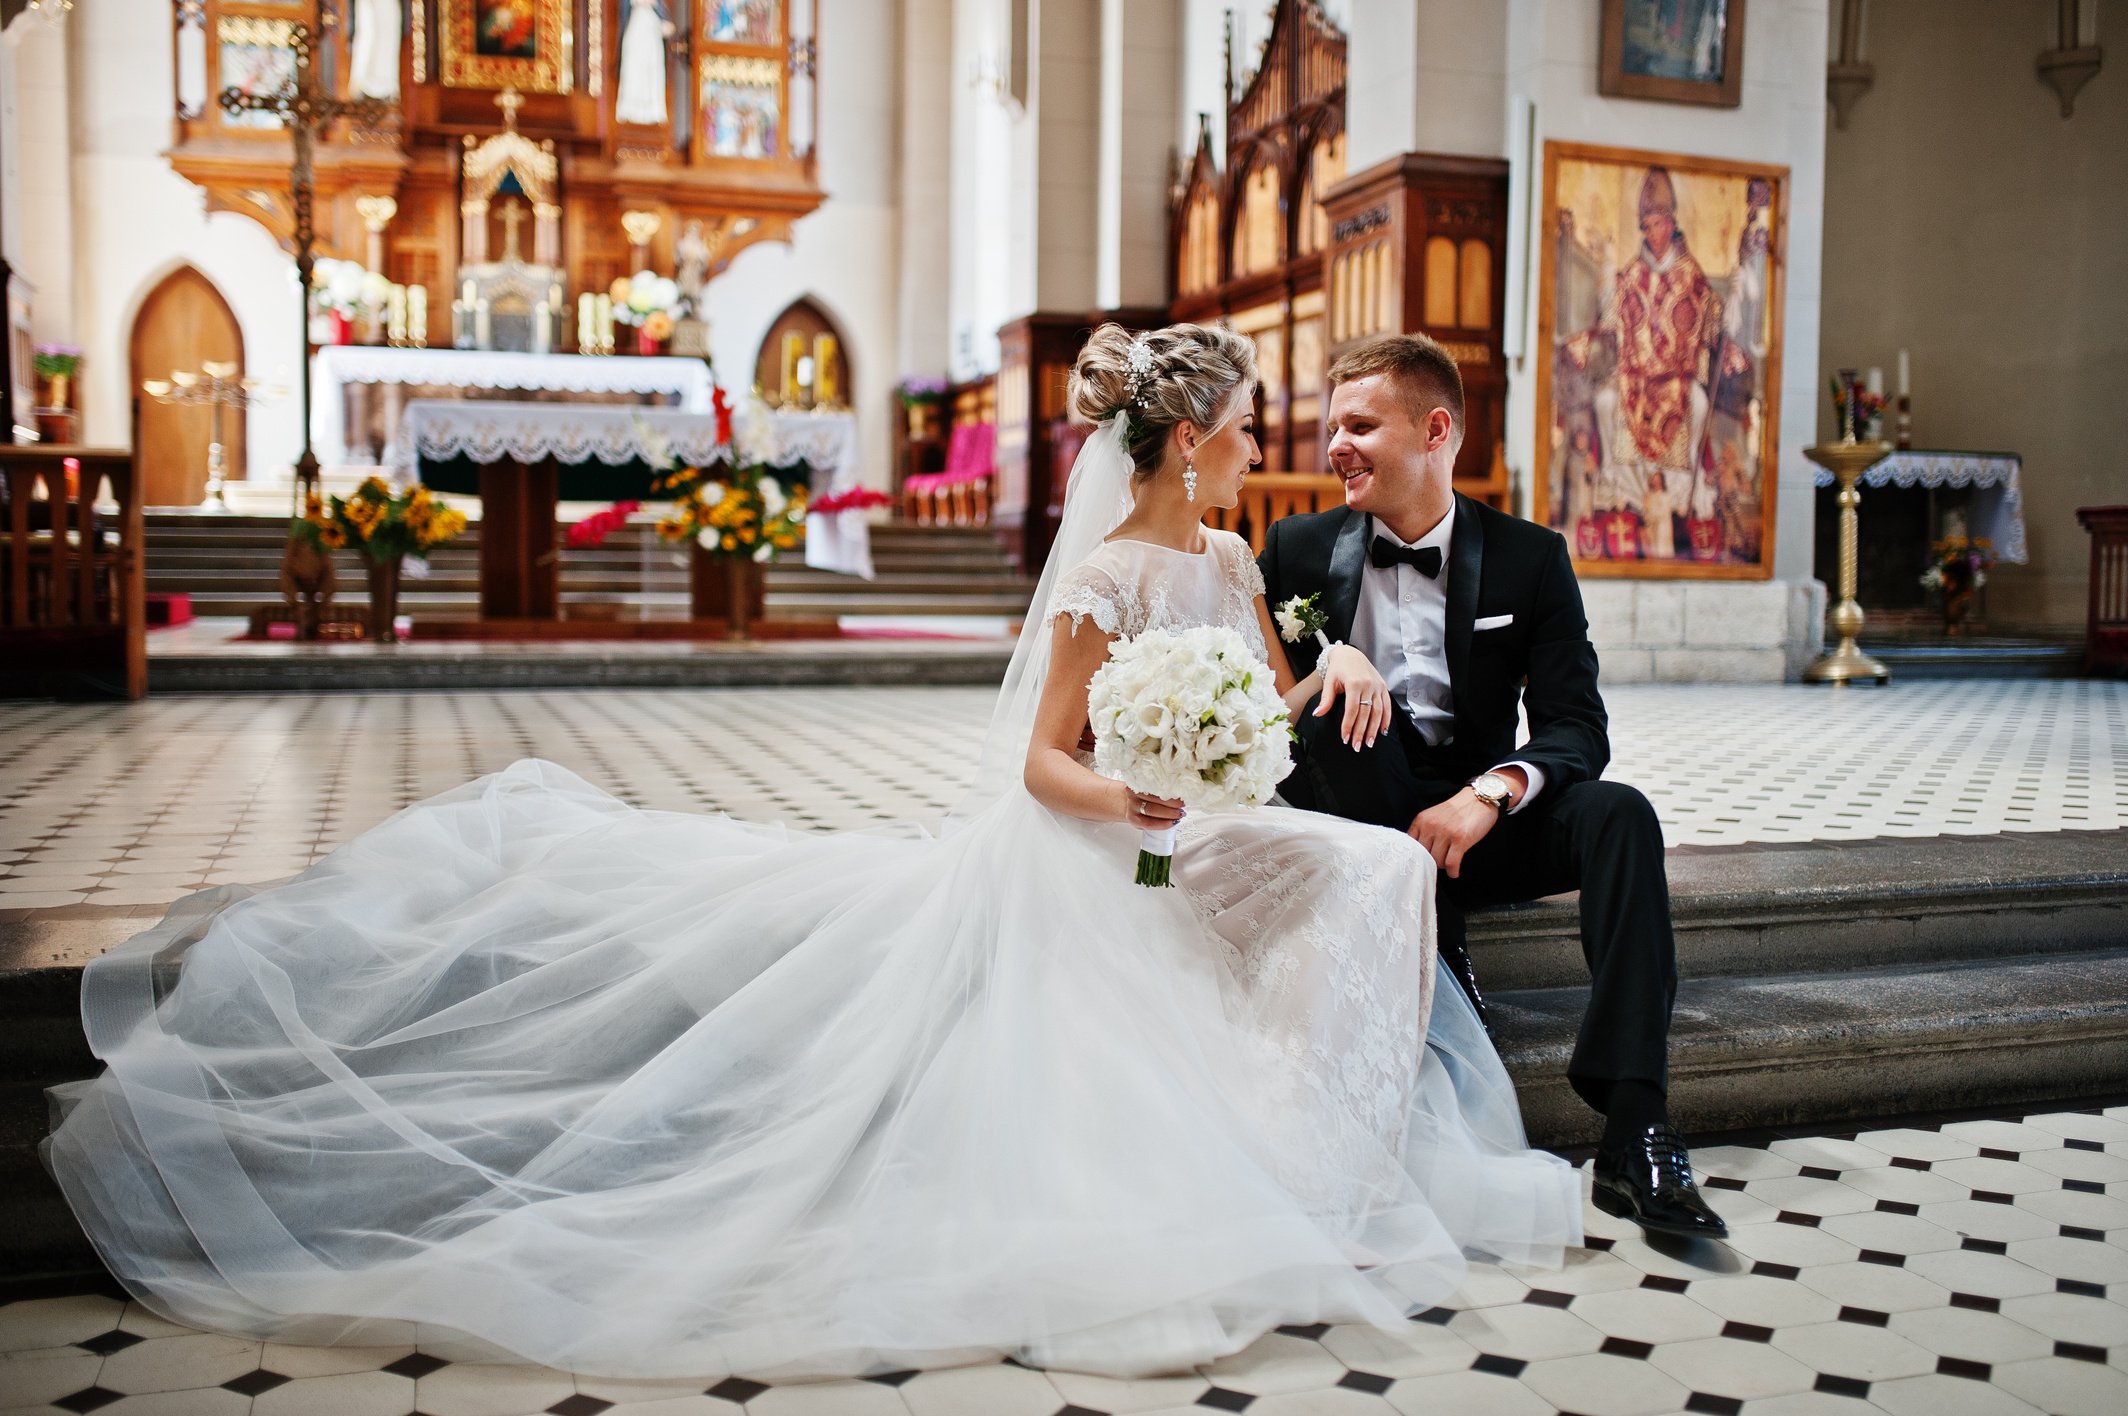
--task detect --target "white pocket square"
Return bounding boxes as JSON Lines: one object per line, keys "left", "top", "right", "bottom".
{"left": 1473, "top": 614, "right": 1515, "bottom": 631}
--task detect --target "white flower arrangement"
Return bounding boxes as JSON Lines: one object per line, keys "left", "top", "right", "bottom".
{"left": 1085, "top": 625, "right": 1294, "bottom": 886}
{"left": 310, "top": 258, "right": 391, "bottom": 317}
{"left": 611, "top": 270, "right": 686, "bottom": 327}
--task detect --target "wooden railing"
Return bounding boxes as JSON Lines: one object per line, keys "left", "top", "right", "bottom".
{"left": 2077, "top": 505, "right": 2128, "bottom": 676}
{"left": 1205, "top": 472, "right": 1347, "bottom": 553}
{"left": 1, "top": 445, "right": 146, "bottom": 699}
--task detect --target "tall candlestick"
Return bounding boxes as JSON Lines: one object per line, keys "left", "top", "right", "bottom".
{"left": 813, "top": 333, "right": 839, "bottom": 406}
{"left": 782, "top": 332, "right": 805, "bottom": 403}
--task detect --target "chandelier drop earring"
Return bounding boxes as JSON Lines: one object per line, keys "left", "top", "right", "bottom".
{"left": 1183, "top": 457, "right": 1197, "bottom": 503}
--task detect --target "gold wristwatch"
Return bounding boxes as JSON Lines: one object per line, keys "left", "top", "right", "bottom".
{"left": 1468, "top": 772, "right": 1513, "bottom": 812}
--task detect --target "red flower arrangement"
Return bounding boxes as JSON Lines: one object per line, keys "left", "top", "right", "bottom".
{"left": 566, "top": 501, "right": 641, "bottom": 550}
{"left": 808, "top": 487, "right": 892, "bottom": 515}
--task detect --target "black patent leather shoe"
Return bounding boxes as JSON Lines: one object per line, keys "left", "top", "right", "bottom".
{"left": 1592, "top": 1124, "right": 1729, "bottom": 1240}
{"left": 1438, "top": 940, "right": 1491, "bottom": 1036}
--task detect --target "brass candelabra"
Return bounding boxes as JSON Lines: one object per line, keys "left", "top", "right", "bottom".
{"left": 142, "top": 361, "right": 284, "bottom": 512}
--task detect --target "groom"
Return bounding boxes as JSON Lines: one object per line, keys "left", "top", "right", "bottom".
{"left": 1260, "top": 333, "right": 1725, "bottom": 1241}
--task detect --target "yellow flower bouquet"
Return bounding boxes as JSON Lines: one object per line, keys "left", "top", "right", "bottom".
{"left": 291, "top": 477, "right": 469, "bottom": 566}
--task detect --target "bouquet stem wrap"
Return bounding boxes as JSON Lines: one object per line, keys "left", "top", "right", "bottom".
{"left": 1136, "top": 825, "right": 1179, "bottom": 888}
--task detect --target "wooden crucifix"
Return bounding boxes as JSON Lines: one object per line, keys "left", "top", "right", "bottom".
{"left": 218, "top": 16, "right": 396, "bottom": 499}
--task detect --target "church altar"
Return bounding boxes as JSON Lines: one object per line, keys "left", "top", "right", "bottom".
{"left": 1813, "top": 449, "right": 2028, "bottom": 563}
{"left": 315, "top": 347, "right": 720, "bottom": 470}
{"left": 394, "top": 402, "right": 870, "bottom": 616}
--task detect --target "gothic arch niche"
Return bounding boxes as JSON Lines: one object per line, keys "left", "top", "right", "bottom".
{"left": 753, "top": 296, "right": 851, "bottom": 408}
{"left": 129, "top": 267, "right": 246, "bottom": 507}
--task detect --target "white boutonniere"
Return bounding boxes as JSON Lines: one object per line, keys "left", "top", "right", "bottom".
{"left": 1274, "top": 593, "right": 1334, "bottom": 654}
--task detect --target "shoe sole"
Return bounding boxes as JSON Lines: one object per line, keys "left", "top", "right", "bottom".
{"left": 1591, "top": 1179, "right": 1730, "bottom": 1241}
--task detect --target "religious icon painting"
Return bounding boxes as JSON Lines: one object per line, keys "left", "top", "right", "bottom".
{"left": 1598, "top": 0, "right": 1745, "bottom": 107}
{"left": 441, "top": 0, "right": 571, "bottom": 92}
{"left": 699, "top": 55, "right": 782, "bottom": 159}
{"left": 708, "top": 0, "right": 780, "bottom": 44}
{"left": 215, "top": 16, "right": 299, "bottom": 129}
{"left": 1534, "top": 141, "right": 1786, "bottom": 580}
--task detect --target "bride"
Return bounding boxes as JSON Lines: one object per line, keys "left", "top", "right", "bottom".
{"left": 43, "top": 323, "right": 1581, "bottom": 1381}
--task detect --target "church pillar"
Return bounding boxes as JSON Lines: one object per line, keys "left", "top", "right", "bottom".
{"left": 896, "top": 0, "right": 954, "bottom": 379}
{"left": 1096, "top": 0, "right": 1181, "bottom": 313}
{"left": 991, "top": 0, "right": 1102, "bottom": 569}
{"left": 1344, "top": 0, "right": 1508, "bottom": 169}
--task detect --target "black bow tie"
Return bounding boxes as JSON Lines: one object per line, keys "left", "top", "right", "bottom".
{"left": 1370, "top": 537, "right": 1443, "bottom": 579}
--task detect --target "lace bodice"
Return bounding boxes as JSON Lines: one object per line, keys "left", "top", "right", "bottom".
{"left": 1047, "top": 530, "right": 1268, "bottom": 659}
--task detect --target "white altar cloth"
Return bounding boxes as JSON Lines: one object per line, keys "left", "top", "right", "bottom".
{"left": 315, "top": 346, "right": 719, "bottom": 469}
{"left": 394, "top": 401, "right": 871, "bottom": 578}
{"left": 1812, "top": 449, "right": 2027, "bottom": 563}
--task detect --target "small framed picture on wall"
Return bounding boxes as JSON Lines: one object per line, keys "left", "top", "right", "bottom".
{"left": 1599, "top": 0, "right": 1746, "bottom": 108}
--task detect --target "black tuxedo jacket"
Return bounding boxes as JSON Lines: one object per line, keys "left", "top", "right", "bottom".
{"left": 1257, "top": 494, "right": 1611, "bottom": 792}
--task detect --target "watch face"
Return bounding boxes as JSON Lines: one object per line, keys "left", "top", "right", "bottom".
{"left": 1472, "top": 773, "right": 1510, "bottom": 802}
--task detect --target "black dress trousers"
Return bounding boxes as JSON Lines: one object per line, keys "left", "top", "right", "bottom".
{"left": 1283, "top": 700, "right": 1678, "bottom": 1110}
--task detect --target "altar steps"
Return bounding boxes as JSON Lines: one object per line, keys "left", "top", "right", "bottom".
{"left": 3, "top": 828, "right": 2124, "bottom": 1283}
{"left": 141, "top": 514, "right": 1038, "bottom": 625}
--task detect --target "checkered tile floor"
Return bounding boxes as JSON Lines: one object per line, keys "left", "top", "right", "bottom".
{"left": 1, "top": 681, "right": 2123, "bottom": 914}
{"left": 3, "top": 1107, "right": 2122, "bottom": 1416}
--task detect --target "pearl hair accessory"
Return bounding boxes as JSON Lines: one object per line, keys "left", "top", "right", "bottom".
{"left": 1124, "top": 335, "right": 1156, "bottom": 409}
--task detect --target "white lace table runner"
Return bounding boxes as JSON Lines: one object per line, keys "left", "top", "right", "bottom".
{"left": 1812, "top": 449, "right": 2027, "bottom": 564}
{"left": 393, "top": 402, "right": 873, "bottom": 579}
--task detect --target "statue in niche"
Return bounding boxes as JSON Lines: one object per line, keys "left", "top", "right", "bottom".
{"left": 676, "top": 220, "right": 711, "bottom": 302}
{"left": 615, "top": 0, "right": 675, "bottom": 125}
{"left": 348, "top": 0, "right": 402, "bottom": 100}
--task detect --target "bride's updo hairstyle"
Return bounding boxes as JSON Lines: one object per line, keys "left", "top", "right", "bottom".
{"left": 1068, "top": 322, "right": 1257, "bottom": 481}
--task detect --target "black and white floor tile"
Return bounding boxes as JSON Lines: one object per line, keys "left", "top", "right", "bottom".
{"left": 2, "top": 681, "right": 2123, "bottom": 912}
{"left": 3, "top": 1105, "right": 2122, "bottom": 1416}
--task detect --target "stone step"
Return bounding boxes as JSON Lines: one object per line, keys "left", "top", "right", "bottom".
{"left": 147, "top": 570, "right": 1029, "bottom": 596}
{"left": 1469, "top": 829, "right": 2128, "bottom": 990}
{"left": 1867, "top": 640, "right": 2083, "bottom": 680}
{"left": 1499, "top": 950, "right": 2128, "bottom": 1146}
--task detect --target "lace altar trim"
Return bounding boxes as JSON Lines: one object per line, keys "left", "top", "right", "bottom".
{"left": 314, "top": 346, "right": 718, "bottom": 404}
{"left": 1811, "top": 449, "right": 2027, "bottom": 564}
{"left": 391, "top": 402, "right": 855, "bottom": 480}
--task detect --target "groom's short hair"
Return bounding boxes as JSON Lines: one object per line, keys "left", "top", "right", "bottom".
{"left": 1328, "top": 334, "right": 1465, "bottom": 437}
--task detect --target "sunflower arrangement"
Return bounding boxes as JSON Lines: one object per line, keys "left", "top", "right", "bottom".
{"left": 652, "top": 462, "right": 807, "bottom": 562}
{"left": 290, "top": 477, "right": 469, "bottom": 564}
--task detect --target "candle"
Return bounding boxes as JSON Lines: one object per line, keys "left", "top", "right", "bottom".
{"left": 408, "top": 285, "right": 427, "bottom": 346}
{"left": 578, "top": 293, "right": 595, "bottom": 352}
{"left": 795, "top": 356, "right": 814, "bottom": 396}
{"left": 813, "top": 333, "right": 838, "bottom": 405}
{"left": 387, "top": 284, "right": 407, "bottom": 344}
{"left": 530, "top": 306, "right": 549, "bottom": 356}
{"left": 782, "top": 332, "right": 805, "bottom": 399}
{"left": 474, "top": 298, "right": 491, "bottom": 349}
{"left": 1897, "top": 348, "right": 1910, "bottom": 397}
{"left": 594, "top": 294, "right": 614, "bottom": 354}
{"left": 1865, "top": 366, "right": 1883, "bottom": 397}
{"left": 462, "top": 278, "right": 476, "bottom": 307}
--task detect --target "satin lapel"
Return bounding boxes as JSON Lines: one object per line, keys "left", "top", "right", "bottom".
{"left": 1444, "top": 494, "right": 1482, "bottom": 705}
{"left": 1325, "top": 509, "right": 1369, "bottom": 645}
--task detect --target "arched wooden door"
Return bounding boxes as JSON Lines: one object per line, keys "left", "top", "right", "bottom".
{"left": 130, "top": 267, "right": 245, "bottom": 506}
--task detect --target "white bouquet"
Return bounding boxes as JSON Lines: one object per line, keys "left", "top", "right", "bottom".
{"left": 1086, "top": 625, "right": 1295, "bottom": 886}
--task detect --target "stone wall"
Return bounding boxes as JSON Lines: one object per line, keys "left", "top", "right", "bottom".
{"left": 1584, "top": 580, "right": 1827, "bottom": 683}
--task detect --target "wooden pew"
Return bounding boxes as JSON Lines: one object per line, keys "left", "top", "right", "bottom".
{"left": 1, "top": 445, "right": 146, "bottom": 699}
{"left": 2077, "top": 505, "right": 2128, "bottom": 676}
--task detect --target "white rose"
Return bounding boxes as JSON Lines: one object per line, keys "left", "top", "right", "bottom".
{"left": 760, "top": 476, "right": 787, "bottom": 518}
{"left": 696, "top": 528, "right": 718, "bottom": 549}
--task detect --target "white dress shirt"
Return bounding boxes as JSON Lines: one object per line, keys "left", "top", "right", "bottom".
{"left": 1348, "top": 504, "right": 1547, "bottom": 813}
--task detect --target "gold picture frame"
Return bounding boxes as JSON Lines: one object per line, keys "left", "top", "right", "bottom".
{"left": 441, "top": 0, "right": 573, "bottom": 94}
{"left": 1534, "top": 140, "right": 1786, "bottom": 581}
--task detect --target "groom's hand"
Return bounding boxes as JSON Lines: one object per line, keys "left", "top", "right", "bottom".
{"left": 1409, "top": 768, "right": 1525, "bottom": 878}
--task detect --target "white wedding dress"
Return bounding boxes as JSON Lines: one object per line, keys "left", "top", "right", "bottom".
{"left": 43, "top": 421, "right": 1581, "bottom": 1381}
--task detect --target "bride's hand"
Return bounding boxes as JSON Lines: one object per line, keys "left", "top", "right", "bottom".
{"left": 1118, "top": 785, "right": 1186, "bottom": 831}
{"left": 1313, "top": 645, "right": 1391, "bottom": 749}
